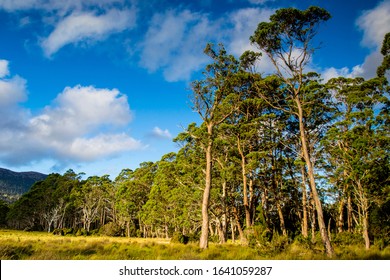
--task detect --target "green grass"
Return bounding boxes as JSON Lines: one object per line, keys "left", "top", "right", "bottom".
{"left": 0, "top": 230, "right": 389, "bottom": 260}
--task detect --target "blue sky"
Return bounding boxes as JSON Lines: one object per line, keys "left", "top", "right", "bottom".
{"left": 0, "top": 0, "right": 389, "bottom": 178}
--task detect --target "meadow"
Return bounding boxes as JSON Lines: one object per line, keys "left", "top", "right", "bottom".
{"left": 0, "top": 230, "right": 389, "bottom": 260}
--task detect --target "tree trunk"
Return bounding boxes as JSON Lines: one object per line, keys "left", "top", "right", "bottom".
{"left": 233, "top": 206, "right": 247, "bottom": 245}
{"left": 199, "top": 124, "right": 213, "bottom": 249}
{"left": 296, "top": 97, "right": 334, "bottom": 257}
{"left": 277, "top": 201, "right": 287, "bottom": 236}
{"left": 238, "top": 138, "right": 251, "bottom": 229}
{"left": 357, "top": 180, "right": 370, "bottom": 249}
{"left": 216, "top": 219, "right": 226, "bottom": 244}
{"left": 338, "top": 198, "right": 345, "bottom": 233}
{"left": 230, "top": 218, "right": 235, "bottom": 243}
{"left": 347, "top": 195, "right": 353, "bottom": 232}
{"left": 301, "top": 166, "right": 309, "bottom": 238}
{"left": 362, "top": 212, "right": 370, "bottom": 250}
{"left": 221, "top": 181, "right": 227, "bottom": 243}
{"left": 311, "top": 198, "right": 316, "bottom": 243}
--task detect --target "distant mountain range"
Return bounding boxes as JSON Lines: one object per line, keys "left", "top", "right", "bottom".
{"left": 0, "top": 168, "right": 47, "bottom": 203}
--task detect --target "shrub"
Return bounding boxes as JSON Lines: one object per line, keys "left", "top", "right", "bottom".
{"left": 99, "top": 222, "right": 122, "bottom": 237}
{"left": 170, "top": 232, "right": 189, "bottom": 244}
{"left": 333, "top": 232, "right": 364, "bottom": 246}
{"left": 75, "top": 228, "right": 88, "bottom": 236}
{"left": 246, "top": 225, "right": 273, "bottom": 248}
{"left": 52, "top": 229, "right": 64, "bottom": 236}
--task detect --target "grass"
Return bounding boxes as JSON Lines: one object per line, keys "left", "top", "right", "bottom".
{"left": 0, "top": 229, "right": 389, "bottom": 260}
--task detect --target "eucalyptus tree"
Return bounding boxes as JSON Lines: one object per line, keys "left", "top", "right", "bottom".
{"left": 114, "top": 162, "right": 157, "bottom": 237}
{"left": 191, "top": 43, "right": 242, "bottom": 249}
{"left": 71, "top": 175, "right": 111, "bottom": 233}
{"left": 141, "top": 152, "right": 197, "bottom": 238}
{"left": 250, "top": 6, "right": 334, "bottom": 256}
{"left": 324, "top": 76, "right": 389, "bottom": 249}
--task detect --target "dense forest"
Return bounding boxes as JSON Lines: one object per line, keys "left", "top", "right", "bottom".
{"left": 1, "top": 7, "right": 389, "bottom": 258}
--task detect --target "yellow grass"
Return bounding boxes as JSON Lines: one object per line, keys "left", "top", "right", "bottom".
{"left": 0, "top": 230, "right": 389, "bottom": 260}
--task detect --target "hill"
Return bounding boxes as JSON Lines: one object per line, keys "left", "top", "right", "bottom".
{"left": 0, "top": 168, "right": 47, "bottom": 203}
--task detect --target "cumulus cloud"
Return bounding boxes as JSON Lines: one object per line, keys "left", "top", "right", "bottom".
{"left": 0, "top": 0, "right": 137, "bottom": 56}
{"left": 68, "top": 133, "right": 142, "bottom": 161}
{"left": 320, "top": 1, "right": 390, "bottom": 81}
{"left": 139, "top": 6, "right": 276, "bottom": 81}
{"left": 356, "top": 0, "right": 390, "bottom": 49}
{"left": 27, "top": 85, "right": 141, "bottom": 161}
{"left": 0, "top": 59, "right": 27, "bottom": 107}
{"left": 41, "top": 8, "right": 136, "bottom": 57}
{"left": 228, "top": 8, "right": 273, "bottom": 56}
{"left": 139, "top": 9, "right": 221, "bottom": 82}
{"left": 0, "top": 65, "right": 143, "bottom": 165}
{"left": 321, "top": 65, "right": 364, "bottom": 82}
{"left": 151, "top": 127, "right": 172, "bottom": 139}
{"left": 29, "top": 85, "right": 132, "bottom": 139}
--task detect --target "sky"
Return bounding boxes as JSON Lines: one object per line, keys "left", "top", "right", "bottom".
{"left": 0, "top": 0, "right": 389, "bottom": 179}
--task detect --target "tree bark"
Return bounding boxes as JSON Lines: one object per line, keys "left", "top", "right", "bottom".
{"left": 199, "top": 124, "right": 213, "bottom": 249}
{"left": 237, "top": 138, "right": 251, "bottom": 229}
{"left": 338, "top": 198, "right": 345, "bottom": 233}
{"left": 300, "top": 166, "right": 309, "bottom": 238}
{"left": 347, "top": 195, "right": 353, "bottom": 232}
{"left": 233, "top": 207, "right": 247, "bottom": 245}
{"left": 296, "top": 97, "right": 334, "bottom": 257}
{"left": 276, "top": 201, "right": 287, "bottom": 236}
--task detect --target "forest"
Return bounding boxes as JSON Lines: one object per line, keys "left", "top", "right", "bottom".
{"left": 1, "top": 7, "right": 389, "bottom": 259}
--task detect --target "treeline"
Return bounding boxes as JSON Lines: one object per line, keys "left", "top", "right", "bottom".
{"left": 2, "top": 7, "right": 389, "bottom": 257}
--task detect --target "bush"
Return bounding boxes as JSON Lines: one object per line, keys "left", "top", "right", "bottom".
{"left": 99, "top": 222, "right": 122, "bottom": 237}
{"left": 333, "top": 232, "right": 364, "bottom": 246}
{"left": 63, "top": 228, "right": 74, "bottom": 235}
{"left": 170, "top": 232, "right": 189, "bottom": 244}
{"left": 246, "top": 225, "right": 272, "bottom": 248}
{"left": 269, "top": 232, "right": 289, "bottom": 253}
{"left": 294, "top": 234, "right": 314, "bottom": 250}
{"left": 52, "top": 229, "right": 64, "bottom": 236}
{"left": 75, "top": 228, "right": 88, "bottom": 236}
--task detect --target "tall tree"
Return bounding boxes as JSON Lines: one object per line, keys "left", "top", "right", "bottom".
{"left": 250, "top": 6, "right": 335, "bottom": 257}
{"left": 324, "top": 76, "right": 389, "bottom": 249}
{"left": 191, "top": 43, "right": 241, "bottom": 249}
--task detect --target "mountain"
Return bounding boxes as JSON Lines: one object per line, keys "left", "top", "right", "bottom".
{"left": 0, "top": 168, "right": 47, "bottom": 203}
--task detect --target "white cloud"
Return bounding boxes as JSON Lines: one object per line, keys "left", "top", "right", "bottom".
{"left": 0, "top": 0, "right": 126, "bottom": 13}
{"left": 0, "top": 68, "right": 143, "bottom": 165}
{"left": 151, "top": 127, "right": 172, "bottom": 139}
{"left": 337, "top": 0, "right": 390, "bottom": 79}
{"left": 321, "top": 65, "right": 364, "bottom": 82}
{"left": 30, "top": 85, "right": 132, "bottom": 139}
{"left": 356, "top": 0, "right": 390, "bottom": 49}
{"left": 41, "top": 8, "right": 136, "bottom": 57}
{"left": 139, "top": 9, "right": 221, "bottom": 82}
{"left": 0, "top": 0, "right": 38, "bottom": 11}
{"left": 228, "top": 8, "right": 273, "bottom": 56}
{"left": 0, "top": 60, "right": 27, "bottom": 107}
{"left": 247, "top": 0, "right": 275, "bottom": 5}
{"left": 69, "top": 133, "right": 142, "bottom": 161}
{"left": 320, "top": 1, "right": 390, "bottom": 81}
{"left": 0, "top": 0, "right": 137, "bottom": 56}
{"left": 139, "top": 6, "right": 276, "bottom": 81}
{"left": 27, "top": 85, "right": 141, "bottom": 161}
{"left": 0, "top": 60, "right": 10, "bottom": 78}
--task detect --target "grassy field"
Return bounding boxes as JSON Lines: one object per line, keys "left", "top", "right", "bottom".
{"left": 0, "top": 229, "right": 389, "bottom": 260}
